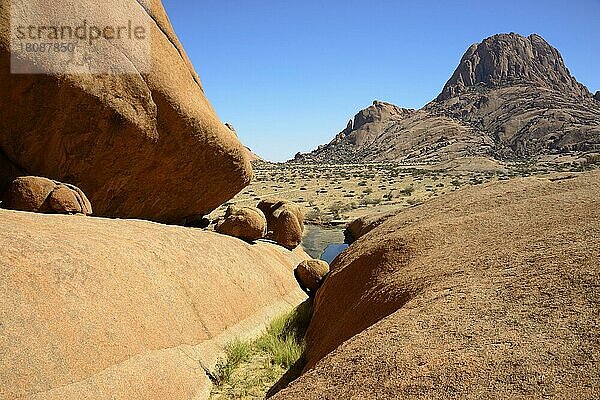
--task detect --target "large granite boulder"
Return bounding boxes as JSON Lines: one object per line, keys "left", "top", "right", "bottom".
{"left": 0, "top": 209, "right": 309, "bottom": 399}
{"left": 273, "top": 171, "right": 600, "bottom": 399}
{"left": 0, "top": 0, "right": 252, "bottom": 223}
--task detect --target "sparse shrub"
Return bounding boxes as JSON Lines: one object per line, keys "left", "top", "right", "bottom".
{"left": 585, "top": 154, "right": 600, "bottom": 165}
{"left": 360, "top": 196, "right": 383, "bottom": 206}
{"left": 305, "top": 208, "right": 322, "bottom": 221}
{"left": 328, "top": 201, "right": 345, "bottom": 218}
{"left": 399, "top": 186, "right": 415, "bottom": 196}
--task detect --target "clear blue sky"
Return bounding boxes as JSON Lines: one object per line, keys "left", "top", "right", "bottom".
{"left": 163, "top": 0, "right": 599, "bottom": 162}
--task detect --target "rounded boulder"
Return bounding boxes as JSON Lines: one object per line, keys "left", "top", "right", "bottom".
{"left": 258, "top": 198, "right": 305, "bottom": 233}
{"left": 295, "top": 259, "right": 330, "bottom": 293}
{"left": 2, "top": 176, "right": 55, "bottom": 212}
{"left": 271, "top": 207, "right": 303, "bottom": 249}
{"left": 48, "top": 184, "right": 93, "bottom": 215}
{"left": 216, "top": 206, "right": 267, "bottom": 241}
{"left": 257, "top": 199, "right": 304, "bottom": 249}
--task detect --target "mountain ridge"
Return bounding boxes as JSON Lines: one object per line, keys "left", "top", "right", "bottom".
{"left": 294, "top": 33, "right": 600, "bottom": 164}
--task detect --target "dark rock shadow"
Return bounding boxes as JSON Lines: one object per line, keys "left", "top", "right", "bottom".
{"left": 266, "top": 356, "right": 306, "bottom": 398}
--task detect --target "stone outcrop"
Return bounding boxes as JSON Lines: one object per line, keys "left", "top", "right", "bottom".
{"left": 436, "top": 33, "right": 589, "bottom": 101}
{"left": 272, "top": 171, "right": 600, "bottom": 399}
{"left": 258, "top": 199, "right": 305, "bottom": 249}
{"left": 334, "top": 101, "right": 414, "bottom": 147}
{"left": 0, "top": 209, "right": 309, "bottom": 399}
{"left": 295, "top": 259, "right": 330, "bottom": 295}
{"left": 294, "top": 33, "right": 600, "bottom": 164}
{"left": 0, "top": 0, "right": 252, "bottom": 223}
{"left": 594, "top": 91, "right": 600, "bottom": 102}
{"left": 2, "top": 176, "right": 92, "bottom": 215}
{"left": 215, "top": 206, "right": 267, "bottom": 241}
{"left": 271, "top": 207, "right": 303, "bottom": 250}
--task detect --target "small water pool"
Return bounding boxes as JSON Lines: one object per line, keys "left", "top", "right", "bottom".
{"left": 320, "top": 243, "right": 349, "bottom": 264}
{"left": 302, "top": 224, "right": 348, "bottom": 263}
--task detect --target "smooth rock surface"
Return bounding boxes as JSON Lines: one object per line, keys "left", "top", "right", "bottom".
{"left": 0, "top": 209, "right": 309, "bottom": 399}
{"left": 273, "top": 171, "right": 600, "bottom": 399}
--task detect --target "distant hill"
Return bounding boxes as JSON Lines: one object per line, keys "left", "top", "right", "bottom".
{"left": 293, "top": 33, "right": 600, "bottom": 164}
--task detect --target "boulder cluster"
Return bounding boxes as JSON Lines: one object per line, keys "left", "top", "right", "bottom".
{"left": 2, "top": 176, "right": 92, "bottom": 215}
{"left": 216, "top": 199, "right": 333, "bottom": 297}
{"left": 215, "top": 198, "right": 305, "bottom": 250}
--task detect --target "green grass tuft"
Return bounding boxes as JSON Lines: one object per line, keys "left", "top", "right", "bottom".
{"left": 210, "top": 300, "right": 313, "bottom": 398}
{"left": 214, "top": 339, "right": 252, "bottom": 384}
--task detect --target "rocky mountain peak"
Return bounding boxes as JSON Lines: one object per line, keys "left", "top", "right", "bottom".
{"left": 436, "top": 33, "right": 590, "bottom": 101}
{"left": 341, "top": 100, "right": 413, "bottom": 135}
{"left": 294, "top": 33, "right": 599, "bottom": 164}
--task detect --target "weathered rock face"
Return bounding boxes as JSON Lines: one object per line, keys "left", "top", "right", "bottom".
{"left": 258, "top": 199, "right": 305, "bottom": 249}
{"left": 273, "top": 171, "right": 600, "bottom": 399}
{"left": 295, "top": 259, "right": 330, "bottom": 294}
{"left": 335, "top": 101, "right": 415, "bottom": 148}
{"left": 437, "top": 33, "right": 589, "bottom": 101}
{"left": 2, "top": 176, "right": 92, "bottom": 215}
{"left": 594, "top": 91, "right": 600, "bottom": 102}
{"left": 215, "top": 206, "right": 267, "bottom": 241}
{"left": 0, "top": 209, "right": 309, "bottom": 399}
{"left": 294, "top": 33, "right": 600, "bottom": 164}
{"left": 428, "top": 36, "right": 600, "bottom": 158}
{"left": 0, "top": 0, "right": 252, "bottom": 223}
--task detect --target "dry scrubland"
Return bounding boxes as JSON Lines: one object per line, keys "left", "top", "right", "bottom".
{"left": 210, "top": 157, "right": 599, "bottom": 226}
